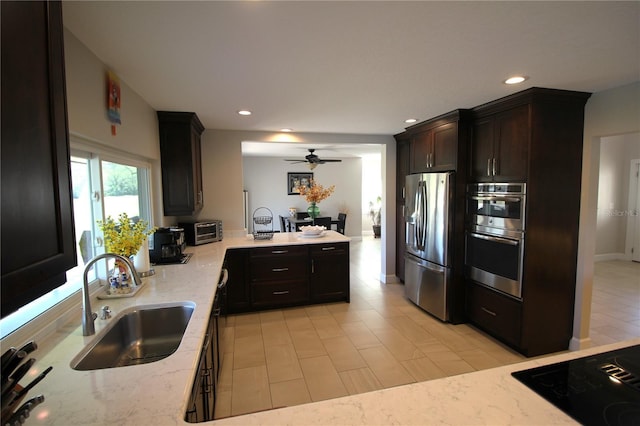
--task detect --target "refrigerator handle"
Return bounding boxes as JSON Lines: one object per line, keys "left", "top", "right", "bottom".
{"left": 414, "top": 181, "right": 422, "bottom": 250}
{"left": 416, "top": 180, "right": 427, "bottom": 251}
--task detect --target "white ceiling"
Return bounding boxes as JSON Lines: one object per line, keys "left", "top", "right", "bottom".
{"left": 62, "top": 1, "right": 639, "bottom": 158}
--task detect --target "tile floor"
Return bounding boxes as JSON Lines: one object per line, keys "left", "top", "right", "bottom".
{"left": 214, "top": 238, "right": 640, "bottom": 419}
{"left": 589, "top": 259, "right": 640, "bottom": 347}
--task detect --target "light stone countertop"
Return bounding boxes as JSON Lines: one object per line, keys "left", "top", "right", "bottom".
{"left": 12, "top": 230, "right": 638, "bottom": 425}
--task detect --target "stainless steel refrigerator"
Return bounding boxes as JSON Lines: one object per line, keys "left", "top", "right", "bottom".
{"left": 404, "top": 172, "right": 454, "bottom": 321}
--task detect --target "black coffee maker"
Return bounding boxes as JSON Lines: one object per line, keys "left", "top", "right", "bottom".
{"left": 149, "top": 227, "right": 185, "bottom": 264}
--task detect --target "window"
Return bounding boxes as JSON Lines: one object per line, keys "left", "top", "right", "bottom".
{"left": 0, "top": 147, "right": 153, "bottom": 339}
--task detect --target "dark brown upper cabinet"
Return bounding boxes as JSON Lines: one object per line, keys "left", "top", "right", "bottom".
{"left": 157, "top": 112, "right": 205, "bottom": 216}
{"left": 1, "top": 0, "right": 77, "bottom": 317}
{"left": 470, "top": 104, "right": 529, "bottom": 182}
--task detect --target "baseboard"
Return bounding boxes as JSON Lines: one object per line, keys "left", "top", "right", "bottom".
{"left": 594, "top": 252, "right": 626, "bottom": 262}
{"left": 569, "top": 336, "right": 593, "bottom": 351}
{"left": 380, "top": 274, "right": 400, "bottom": 284}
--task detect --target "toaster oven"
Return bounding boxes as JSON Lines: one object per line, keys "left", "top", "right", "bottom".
{"left": 180, "top": 220, "right": 223, "bottom": 245}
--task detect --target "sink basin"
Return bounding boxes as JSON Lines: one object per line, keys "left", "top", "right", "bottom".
{"left": 71, "top": 302, "right": 195, "bottom": 370}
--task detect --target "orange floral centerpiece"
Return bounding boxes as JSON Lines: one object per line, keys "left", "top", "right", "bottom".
{"left": 297, "top": 179, "right": 335, "bottom": 219}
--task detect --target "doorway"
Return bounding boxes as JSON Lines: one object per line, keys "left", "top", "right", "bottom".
{"left": 590, "top": 132, "right": 640, "bottom": 346}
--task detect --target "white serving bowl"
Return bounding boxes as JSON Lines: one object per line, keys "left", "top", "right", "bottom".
{"left": 300, "top": 225, "right": 326, "bottom": 235}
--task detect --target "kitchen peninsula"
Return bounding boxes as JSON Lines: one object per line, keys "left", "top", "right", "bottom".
{"left": 13, "top": 231, "right": 637, "bottom": 425}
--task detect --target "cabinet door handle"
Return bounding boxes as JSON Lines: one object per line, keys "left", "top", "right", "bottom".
{"left": 197, "top": 191, "right": 203, "bottom": 204}
{"left": 492, "top": 158, "right": 497, "bottom": 176}
{"left": 271, "top": 250, "right": 288, "bottom": 254}
{"left": 487, "top": 158, "right": 492, "bottom": 177}
{"left": 481, "top": 307, "right": 497, "bottom": 317}
{"left": 272, "top": 267, "right": 289, "bottom": 272}
{"left": 273, "top": 290, "right": 290, "bottom": 295}
{"left": 321, "top": 246, "right": 336, "bottom": 251}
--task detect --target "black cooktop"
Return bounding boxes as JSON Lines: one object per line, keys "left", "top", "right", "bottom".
{"left": 512, "top": 345, "right": 640, "bottom": 426}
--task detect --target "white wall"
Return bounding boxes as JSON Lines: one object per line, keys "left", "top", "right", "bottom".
{"left": 573, "top": 81, "right": 640, "bottom": 350}
{"left": 63, "top": 29, "right": 167, "bottom": 226}
{"left": 242, "top": 157, "right": 363, "bottom": 237}
{"left": 596, "top": 133, "right": 640, "bottom": 258}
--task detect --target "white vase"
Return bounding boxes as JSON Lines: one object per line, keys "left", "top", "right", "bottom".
{"left": 133, "top": 238, "right": 151, "bottom": 276}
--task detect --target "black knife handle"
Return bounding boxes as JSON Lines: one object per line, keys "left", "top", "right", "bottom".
{"left": 17, "top": 341, "right": 37, "bottom": 356}
{"left": 1, "top": 350, "right": 26, "bottom": 383}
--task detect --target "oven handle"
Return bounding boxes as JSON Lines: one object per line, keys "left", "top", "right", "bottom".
{"left": 469, "top": 232, "right": 519, "bottom": 246}
{"left": 470, "top": 195, "right": 522, "bottom": 203}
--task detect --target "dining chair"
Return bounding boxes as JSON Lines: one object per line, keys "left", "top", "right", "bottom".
{"left": 337, "top": 213, "right": 347, "bottom": 234}
{"left": 313, "top": 216, "right": 332, "bottom": 229}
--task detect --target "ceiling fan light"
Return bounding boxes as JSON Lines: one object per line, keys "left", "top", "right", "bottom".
{"left": 308, "top": 163, "right": 317, "bottom": 170}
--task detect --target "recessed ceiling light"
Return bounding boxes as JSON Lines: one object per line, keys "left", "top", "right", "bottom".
{"left": 405, "top": 118, "right": 417, "bottom": 124}
{"left": 504, "top": 76, "right": 528, "bottom": 85}
{"left": 238, "top": 110, "right": 252, "bottom": 116}
{"left": 280, "top": 128, "right": 293, "bottom": 132}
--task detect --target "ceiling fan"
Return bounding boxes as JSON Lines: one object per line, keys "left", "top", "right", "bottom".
{"left": 284, "top": 149, "right": 342, "bottom": 170}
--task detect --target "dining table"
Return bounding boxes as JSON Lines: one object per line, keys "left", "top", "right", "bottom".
{"left": 285, "top": 217, "right": 339, "bottom": 232}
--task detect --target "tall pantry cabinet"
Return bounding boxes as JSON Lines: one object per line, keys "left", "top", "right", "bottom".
{"left": 466, "top": 88, "right": 591, "bottom": 356}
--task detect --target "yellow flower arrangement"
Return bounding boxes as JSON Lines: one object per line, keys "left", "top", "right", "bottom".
{"left": 297, "top": 179, "right": 335, "bottom": 204}
{"left": 97, "top": 213, "right": 156, "bottom": 258}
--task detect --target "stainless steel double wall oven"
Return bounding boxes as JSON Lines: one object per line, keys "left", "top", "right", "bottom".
{"left": 465, "top": 183, "right": 526, "bottom": 299}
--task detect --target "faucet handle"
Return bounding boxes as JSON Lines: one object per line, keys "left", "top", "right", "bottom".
{"left": 100, "top": 305, "right": 112, "bottom": 320}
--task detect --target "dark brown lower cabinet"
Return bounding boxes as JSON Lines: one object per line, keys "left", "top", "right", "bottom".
{"left": 310, "top": 242, "right": 350, "bottom": 303}
{"left": 225, "top": 242, "right": 350, "bottom": 314}
{"left": 466, "top": 282, "right": 522, "bottom": 348}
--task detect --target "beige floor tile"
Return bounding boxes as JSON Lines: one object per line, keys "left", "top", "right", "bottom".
{"left": 354, "top": 309, "right": 390, "bottom": 330}
{"left": 261, "top": 320, "right": 293, "bottom": 347}
{"left": 339, "top": 367, "right": 383, "bottom": 395}
{"left": 259, "top": 310, "right": 285, "bottom": 323}
{"left": 340, "top": 321, "right": 382, "bottom": 349}
{"left": 330, "top": 309, "right": 363, "bottom": 325}
{"left": 217, "top": 348, "right": 234, "bottom": 393}
{"left": 285, "top": 315, "right": 314, "bottom": 332}
{"left": 233, "top": 335, "right": 266, "bottom": 369}
{"left": 401, "top": 356, "right": 447, "bottom": 382}
{"left": 234, "top": 322, "right": 262, "bottom": 339}
{"left": 371, "top": 328, "right": 424, "bottom": 361}
{"left": 282, "top": 306, "right": 309, "bottom": 319}
{"left": 359, "top": 346, "right": 415, "bottom": 388}
{"left": 231, "top": 365, "right": 272, "bottom": 417}
{"left": 214, "top": 390, "right": 232, "bottom": 419}
{"left": 311, "top": 315, "right": 345, "bottom": 339}
{"left": 265, "top": 343, "right": 303, "bottom": 383}
{"left": 289, "top": 328, "right": 327, "bottom": 358}
{"left": 270, "top": 378, "right": 312, "bottom": 408}
{"left": 424, "top": 348, "right": 462, "bottom": 362}
{"left": 384, "top": 315, "right": 438, "bottom": 345}
{"left": 234, "top": 312, "right": 262, "bottom": 326}
{"left": 457, "top": 348, "right": 503, "bottom": 370}
{"left": 299, "top": 355, "right": 349, "bottom": 401}
{"left": 304, "top": 305, "right": 332, "bottom": 318}
{"left": 431, "top": 358, "right": 476, "bottom": 376}
{"left": 322, "top": 335, "right": 367, "bottom": 372}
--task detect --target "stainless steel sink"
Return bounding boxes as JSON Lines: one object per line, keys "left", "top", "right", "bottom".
{"left": 71, "top": 302, "right": 195, "bottom": 370}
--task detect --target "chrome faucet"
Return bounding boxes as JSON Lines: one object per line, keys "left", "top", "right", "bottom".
{"left": 82, "top": 253, "right": 142, "bottom": 336}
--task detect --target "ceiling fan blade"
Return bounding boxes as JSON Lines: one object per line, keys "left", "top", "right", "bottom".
{"left": 318, "top": 159, "right": 342, "bottom": 163}
{"left": 284, "top": 159, "right": 306, "bottom": 163}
